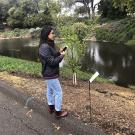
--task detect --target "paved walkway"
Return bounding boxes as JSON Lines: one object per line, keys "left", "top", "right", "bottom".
{"left": 0, "top": 80, "right": 106, "bottom": 135}
{"left": 0, "top": 91, "right": 69, "bottom": 135}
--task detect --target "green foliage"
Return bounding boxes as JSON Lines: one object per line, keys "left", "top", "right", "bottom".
{"left": 0, "top": 55, "right": 109, "bottom": 82}
{"left": 13, "top": 28, "right": 20, "bottom": 37}
{"left": 19, "top": 0, "right": 38, "bottom": 15}
{"left": 23, "top": 13, "right": 53, "bottom": 28}
{"left": 61, "top": 0, "right": 95, "bottom": 18}
{"left": 76, "top": 69, "right": 110, "bottom": 83}
{"left": 38, "top": 0, "right": 61, "bottom": 14}
{"left": 60, "top": 25, "right": 86, "bottom": 73}
{"left": 72, "top": 22, "right": 88, "bottom": 42}
{"left": 95, "top": 28, "right": 110, "bottom": 41}
{"left": 48, "top": 1, "right": 61, "bottom": 17}
{"left": 74, "top": 6, "right": 87, "bottom": 16}
{"left": 57, "top": 16, "right": 77, "bottom": 27}
{"left": 0, "top": 56, "right": 41, "bottom": 76}
{"left": 98, "top": 0, "right": 127, "bottom": 19}
{"left": 8, "top": 7, "right": 16, "bottom": 16}
{"left": 0, "top": 1, "right": 10, "bottom": 22}
{"left": 7, "top": 6, "right": 25, "bottom": 28}
{"left": 95, "top": 27, "right": 123, "bottom": 43}
{"left": 113, "top": 0, "right": 135, "bottom": 14}
{"left": 132, "top": 35, "right": 135, "bottom": 40}
{"left": 84, "top": 17, "right": 99, "bottom": 25}
{"left": 0, "top": 29, "right": 29, "bottom": 38}
{"left": 126, "top": 40, "right": 135, "bottom": 46}
{"left": 29, "top": 27, "right": 41, "bottom": 38}
{"left": 95, "top": 18, "right": 135, "bottom": 45}
{"left": 6, "top": 0, "right": 56, "bottom": 29}
{"left": 7, "top": 17, "right": 23, "bottom": 28}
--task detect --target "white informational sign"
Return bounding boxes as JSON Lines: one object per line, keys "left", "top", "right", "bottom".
{"left": 89, "top": 71, "right": 99, "bottom": 83}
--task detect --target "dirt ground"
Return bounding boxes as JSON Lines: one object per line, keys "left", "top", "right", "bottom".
{"left": 0, "top": 71, "right": 135, "bottom": 135}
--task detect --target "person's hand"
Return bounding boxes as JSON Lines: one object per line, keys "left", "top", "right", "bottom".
{"left": 59, "top": 46, "right": 67, "bottom": 53}
{"left": 59, "top": 48, "right": 63, "bottom": 53}
{"left": 61, "top": 51, "right": 66, "bottom": 56}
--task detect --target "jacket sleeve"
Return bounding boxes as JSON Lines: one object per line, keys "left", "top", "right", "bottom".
{"left": 39, "top": 45, "right": 64, "bottom": 66}
{"left": 56, "top": 51, "right": 61, "bottom": 56}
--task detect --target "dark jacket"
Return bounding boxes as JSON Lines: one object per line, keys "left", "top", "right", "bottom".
{"left": 39, "top": 43, "right": 64, "bottom": 79}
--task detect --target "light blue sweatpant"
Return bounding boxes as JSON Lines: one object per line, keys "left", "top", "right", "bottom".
{"left": 45, "top": 78, "right": 62, "bottom": 111}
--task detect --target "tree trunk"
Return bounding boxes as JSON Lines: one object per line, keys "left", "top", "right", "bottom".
{"left": 87, "top": 6, "right": 91, "bottom": 19}
{"left": 91, "top": 0, "right": 95, "bottom": 19}
{"left": 81, "top": 0, "right": 91, "bottom": 18}
{"left": 73, "top": 72, "right": 77, "bottom": 86}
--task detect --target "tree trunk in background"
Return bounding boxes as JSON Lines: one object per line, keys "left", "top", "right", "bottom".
{"left": 91, "top": 0, "right": 95, "bottom": 19}
{"left": 73, "top": 72, "right": 77, "bottom": 86}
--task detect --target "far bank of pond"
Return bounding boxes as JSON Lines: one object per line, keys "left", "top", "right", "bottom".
{"left": 0, "top": 38, "right": 135, "bottom": 88}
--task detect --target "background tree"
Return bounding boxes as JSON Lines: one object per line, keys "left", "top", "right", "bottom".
{"left": 20, "top": 0, "right": 38, "bottom": 15}
{"left": 0, "top": 3, "right": 6, "bottom": 23}
{"left": 7, "top": 6, "right": 25, "bottom": 28}
{"left": 39, "top": 0, "right": 61, "bottom": 27}
{"left": 6, "top": 0, "right": 55, "bottom": 28}
{"left": 113, "top": 0, "right": 135, "bottom": 15}
{"left": 0, "top": 1, "right": 11, "bottom": 24}
{"left": 8, "top": 0, "right": 19, "bottom": 6}
{"left": 98, "top": 0, "right": 127, "bottom": 19}
{"left": 61, "top": 0, "right": 99, "bottom": 19}
{"left": 74, "top": 6, "right": 87, "bottom": 17}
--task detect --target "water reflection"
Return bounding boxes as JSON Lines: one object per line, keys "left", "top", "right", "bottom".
{"left": 81, "top": 41, "right": 135, "bottom": 86}
{"left": 0, "top": 38, "right": 39, "bottom": 61}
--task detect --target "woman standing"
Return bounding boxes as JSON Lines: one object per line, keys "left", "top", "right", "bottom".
{"left": 38, "top": 25, "right": 68, "bottom": 118}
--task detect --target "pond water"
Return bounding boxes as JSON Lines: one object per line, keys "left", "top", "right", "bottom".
{"left": 0, "top": 38, "right": 39, "bottom": 61}
{"left": 81, "top": 41, "right": 135, "bottom": 87}
{"left": 0, "top": 38, "right": 135, "bottom": 87}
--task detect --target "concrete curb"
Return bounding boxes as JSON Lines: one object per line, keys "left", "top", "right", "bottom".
{"left": 0, "top": 80, "right": 106, "bottom": 135}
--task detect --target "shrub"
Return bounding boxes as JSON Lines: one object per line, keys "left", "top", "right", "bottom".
{"left": 95, "top": 17, "right": 135, "bottom": 45}
{"left": 132, "top": 34, "right": 135, "bottom": 40}
{"left": 72, "top": 22, "right": 88, "bottom": 42}
{"left": 29, "top": 27, "right": 41, "bottom": 38}
{"left": 126, "top": 40, "right": 135, "bottom": 46}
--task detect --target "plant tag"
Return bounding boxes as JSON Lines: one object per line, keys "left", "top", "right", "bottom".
{"left": 89, "top": 71, "right": 99, "bottom": 83}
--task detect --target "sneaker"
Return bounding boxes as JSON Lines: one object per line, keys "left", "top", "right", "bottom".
{"left": 48, "top": 105, "right": 55, "bottom": 114}
{"left": 55, "top": 111, "right": 68, "bottom": 118}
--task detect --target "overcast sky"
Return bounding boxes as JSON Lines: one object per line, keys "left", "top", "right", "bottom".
{"left": 95, "top": 0, "right": 101, "bottom": 4}
{"left": 61, "top": 0, "right": 101, "bottom": 15}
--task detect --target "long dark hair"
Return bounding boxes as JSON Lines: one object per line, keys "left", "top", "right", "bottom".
{"left": 39, "top": 25, "right": 53, "bottom": 47}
